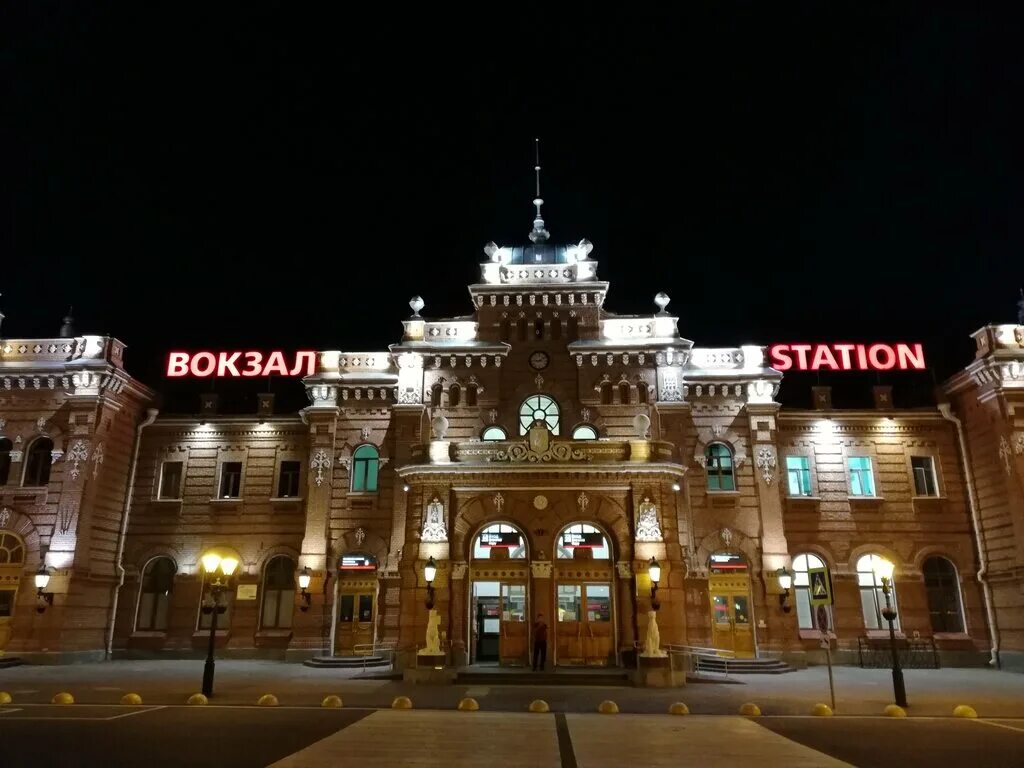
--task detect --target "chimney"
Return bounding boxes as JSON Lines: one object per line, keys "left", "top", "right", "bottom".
{"left": 811, "top": 386, "right": 832, "bottom": 411}
{"left": 200, "top": 393, "right": 220, "bottom": 418}
{"left": 872, "top": 385, "right": 893, "bottom": 410}
{"left": 257, "top": 393, "right": 275, "bottom": 419}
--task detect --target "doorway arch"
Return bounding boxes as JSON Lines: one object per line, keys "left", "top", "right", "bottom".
{"left": 707, "top": 551, "right": 755, "bottom": 658}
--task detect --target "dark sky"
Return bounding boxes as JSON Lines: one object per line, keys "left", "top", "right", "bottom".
{"left": 3, "top": 6, "right": 1021, "bottom": 411}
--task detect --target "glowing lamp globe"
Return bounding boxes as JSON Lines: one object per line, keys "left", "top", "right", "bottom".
{"left": 872, "top": 557, "right": 895, "bottom": 582}
{"left": 648, "top": 557, "right": 661, "bottom": 586}
{"left": 424, "top": 556, "right": 438, "bottom": 585}
{"left": 35, "top": 566, "right": 51, "bottom": 590}
{"left": 298, "top": 567, "right": 312, "bottom": 590}
{"left": 219, "top": 557, "right": 239, "bottom": 577}
{"left": 777, "top": 567, "right": 793, "bottom": 591}
{"left": 201, "top": 553, "right": 222, "bottom": 575}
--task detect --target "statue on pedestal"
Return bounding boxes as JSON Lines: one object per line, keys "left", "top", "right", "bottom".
{"left": 640, "top": 610, "right": 666, "bottom": 658}
{"left": 418, "top": 609, "right": 442, "bottom": 655}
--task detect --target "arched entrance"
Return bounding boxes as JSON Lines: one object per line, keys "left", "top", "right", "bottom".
{"left": 0, "top": 530, "right": 26, "bottom": 654}
{"left": 554, "top": 522, "right": 614, "bottom": 667}
{"left": 708, "top": 552, "right": 754, "bottom": 658}
{"left": 334, "top": 552, "right": 378, "bottom": 655}
{"left": 468, "top": 522, "right": 529, "bottom": 665}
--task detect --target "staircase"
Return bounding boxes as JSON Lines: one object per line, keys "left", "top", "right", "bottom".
{"left": 0, "top": 657, "right": 24, "bottom": 669}
{"left": 303, "top": 654, "right": 392, "bottom": 669}
{"left": 456, "top": 668, "right": 632, "bottom": 686}
{"left": 695, "top": 655, "right": 793, "bottom": 674}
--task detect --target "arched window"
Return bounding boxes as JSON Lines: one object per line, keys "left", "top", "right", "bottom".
{"left": 0, "top": 532, "right": 25, "bottom": 565}
{"left": 23, "top": 437, "right": 54, "bottom": 487}
{"left": 857, "top": 553, "right": 898, "bottom": 630}
{"left": 637, "top": 384, "right": 649, "bottom": 405}
{"left": 534, "top": 318, "right": 545, "bottom": 339}
{"left": 474, "top": 523, "right": 527, "bottom": 559}
{"left": 793, "top": 553, "right": 832, "bottom": 630}
{"left": 351, "top": 445, "right": 380, "bottom": 493}
{"left": 618, "top": 381, "right": 631, "bottom": 404}
{"left": 448, "top": 383, "right": 461, "bottom": 407}
{"left": 136, "top": 557, "right": 176, "bottom": 631}
{"left": 556, "top": 523, "right": 610, "bottom": 559}
{"left": 517, "top": 319, "right": 528, "bottom": 342}
{"left": 550, "top": 318, "right": 562, "bottom": 340}
{"left": 430, "top": 383, "right": 442, "bottom": 408}
{"left": 705, "top": 443, "right": 735, "bottom": 491}
{"left": 500, "top": 318, "right": 511, "bottom": 342}
{"left": 481, "top": 426, "right": 507, "bottom": 441}
{"left": 599, "top": 381, "right": 613, "bottom": 405}
{"left": 923, "top": 556, "right": 964, "bottom": 633}
{"left": 567, "top": 316, "right": 579, "bottom": 341}
{"left": 261, "top": 555, "right": 296, "bottom": 629}
{"left": 0, "top": 532, "right": 26, "bottom": 619}
{"left": 0, "top": 438, "right": 12, "bottom": 486}
{"left": 572, "top": 424, "right": 598, "bottom": 440}
{"left": 465, "top": 384, "right": 478, "bottom": 407}
{"left": 519, "top": 394, "right": 560, "bottom": 435}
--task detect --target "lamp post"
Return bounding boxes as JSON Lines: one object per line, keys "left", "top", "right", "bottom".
{"left": 424, "top": 556, "right": 437, "bottom": 609}
{"left": 35, "top": 563, "right": 54, "bottom": 613}
{"left": 298, "top": 566, "right": 312, "bottom": 612}
{"left": 872, "top": 557, "right": 907, "bottom": 708}
{"left": 777, "top": 566, "right": 793, "bottom": 613}
{"left": 200, "top": 552, "right": 239, "bottom": 698}
{"left": 648, "top": 557, "right": 661, "bottom": 611}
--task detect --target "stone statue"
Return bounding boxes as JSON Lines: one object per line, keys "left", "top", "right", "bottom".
{"left": 635, "top": 497, "right": 663, "bottom": 542}
{"left": 641, "top": 610, "right": 666, "bottom": 658}
{"left": 419, "top": 608, "right": 441, "bottom": 655}
{"left": 421, "top": 497, "right": 447, "bottom": 542}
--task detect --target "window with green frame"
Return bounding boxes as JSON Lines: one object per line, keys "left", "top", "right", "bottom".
{"left": 786, "top": 456, "right": 812, "bottom": 496}
{"left": 848, "top": 456, "right": 875, "bottom": 497}
{"left": 705, "top": 443, "right": 735, "bottom": 491}
{"left": 351, "top": 445, "right": 379, "bottom": 492}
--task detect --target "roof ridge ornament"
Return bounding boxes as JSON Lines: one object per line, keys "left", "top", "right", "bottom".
{"left": 529, "top": 138, "right": 550, "bottom": 244}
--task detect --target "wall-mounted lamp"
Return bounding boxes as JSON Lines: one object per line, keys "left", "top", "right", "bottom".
{"left": 671, "top": 482, "right": 681, "bottom": 492}
{"left": 777, "top": 566, "right": 793, "bottom": 613}
{"left": 648, "top": 556, "right": 661, "bottom": 611}
{"left": 298, "top": 566, "right": 312, "bottom": 612}
{"left": 403, "top": 484, "right": 410, "bottom": 493}
{"left": 424, "top": 556, "right": 437, "bottom": 609}
{"left": 35, "top": 564, "right": 54, "bottom": 613}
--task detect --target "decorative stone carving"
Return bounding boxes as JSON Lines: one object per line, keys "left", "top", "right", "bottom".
{"left": 9, "top": 450, "right": 22, "bottom": 463}
{"left": 534, "top": 373, "right": 544, "bottom": 388}
{"left": 354, "top": 527, "right": 366, "bottom": 546}
{"left": 580, "top": 407, "right": 591, "bottom": 422}
{"left": 431, "top": 414, "right": 449, "bottom": 440}
{"left": 491, "top": 440, "right": 588, "bottom": 463}
{"left": 0, "top": 419, "right": 5, "bottom": 432}
{"left": 755, "top": 446, "right": 777, "bottom": 485}
{"left": 1015, "top": 432, "right": 1024, "bottom": 456}
{"left": 36, "top": 417, "right": 47, "bottom": 433}
{"left": 65, "top": 440, "right": 89, "bottom": 480}
{"left": 999, "top": 436, "right": 1013, "bottom": 474}
{"left": 493, "top": 492, "right": 504, "bottom": 514}
{"left": 635, "top": 497, "right": 663, "bottom": 542}
{"left": 310, "top": 449, "right": 332, "bottom": 487}
{"left": 92, "top": 441, "right": 105, "bottom": 479}
{"left": 711, "top": 424, "right": 724, "bottom": 438}
{"left": 533, "top": 494, "right": 548, "bottom": 510}
{"left": 51, "top": 449, "right": 64, "bottom": 463}
{"left": 577, "top": 490, "right": 589, "bottom": 515}
{"left": 633, "top": 413, "right": 651, "bottom": 439}
{"left": 421, "top": 497, "right": 448, "bottom": 542}
{"left": 530, "top": 560, "right": 553, "bottom": 579}
{"left": 450, "top": 561, "right": 468, "bottom": 579}
{"left": 360, "top": 427, "right": 372, "bottom": 441}
{"left": 488, "top": 409, "right": 498, "bottom": 424}
{"left": 0, "top": 507, "right": 10, "bottom": 528}
{"left": 615, "top": 561, "right": 633, "bottom": 579}
{"left": 719, "top": 527, "right": 733, "bottom": 547}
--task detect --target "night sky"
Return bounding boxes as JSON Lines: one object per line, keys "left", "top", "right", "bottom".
{"left": 3, "top": 7, "right": 1021, "bottom": 412}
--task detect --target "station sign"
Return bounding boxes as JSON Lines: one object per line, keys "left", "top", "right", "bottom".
{"left": 166, "top": 350, "right": 316, "bottom": 378}
{"left": 561, "top": 531, "right": 605, "bottom": 548}
{"left": 479, "top": 530, "right": 522, "bottom": 548}
{"left": 768, "top": 343, "right": 925, "bottom": 372}
{"left": 339, "top": 554, "right": 377, "bottom": 571}
{"left": 709, "top": 553, "right": 749, "bottom": 574}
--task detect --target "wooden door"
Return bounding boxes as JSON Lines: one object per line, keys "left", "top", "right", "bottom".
{"left": 499, "top": 582, "right": 528, "bottom": 665}
{"left": 708, "top": 589, "right": 755, "bottom": 659}
{"left": 336, "top": 591, "right": 375, "bottom": 655}
{"left": 556, "top": 583, "right": 613, "bottom": 666}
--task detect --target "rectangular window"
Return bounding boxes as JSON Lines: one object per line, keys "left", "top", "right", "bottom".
{"left": 358, "top": 594, "right": 373, "bottom": 622}
{"left": 911, "top": 456, "right": 938, "bottom": 497}
{"left": 786, "top": 456, "right": 812, "bottom": 496}
{"left": 277, "top": 460, "right": 301, "bottom": 498}
{"left": 848, "top": 456, "right": 875, "bottom": 497}
{"left": 557, "top": 584, "right": 582, "bottom": 621}
{"left": 339, "top": 594, "right": 355, "bottom": 623}
{"left": 158, "top": 461, "right": 183, "bottom": 500}
{"left": 0, "top": 588, "right": 14, "bottom": 618}
{"left": 219, "top": 462, "right": 242, "bottom": 499}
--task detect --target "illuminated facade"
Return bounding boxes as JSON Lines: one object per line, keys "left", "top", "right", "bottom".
{"left": 1, "top": 217, "right": 1023, "bottom": 672}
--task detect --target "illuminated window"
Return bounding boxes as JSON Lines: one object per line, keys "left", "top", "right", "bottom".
{"left": 158, "top": 461, "right": 183, "bottom": 500}
{"left": 136, "top": 557, "right": 176, "bottom": 631}
{"left": 786, "top": 456, "right": 812, "bottom": 496}
{"left": 923, "top": 556, "right": 964, "bottom": 633}
{"left": 572, "top": 425, "right": 598, "bottom": 440}
{"left": 351, "top": 445, "right": 379, "bottom": 492}
{"left": 218, "top": 461, "right": 242, "bottom": 498}
{"left": 481, "top": 426, "right": 507, "bottom": 441}
{"left": 556, "top": 523, "right": 609, "bottom": 559}
{"left": 857, "top": 554, "right": 897, "bottom": 630}
{"left": 0, "top": 438, "right": 11, "bottom": 486}
{"left": 848, "top": 457, "right": 875, "bottom": 497}
{"left": 705, "top": 443, "right": 734, "bottom": 491}
{"left": 474, "top": 523, "right": 527, "bottom": 559}
{"left": 23, "top": 437, "right": 54, "bottom": 487}
{"left": 911, "top": 456, "right": 938, "bottom": 497}
{"left": 261, "top": 555, "right": 296, "bottom": 629}
{"left": 518, "top": 394, "right": 560, "bottom": 435}
{"left": 792, "top": 553, "right": 831, "bottom": 630}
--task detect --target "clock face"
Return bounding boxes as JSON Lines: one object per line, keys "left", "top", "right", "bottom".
{"left": 529, "top": 351, "right": 550, "bottom": 370}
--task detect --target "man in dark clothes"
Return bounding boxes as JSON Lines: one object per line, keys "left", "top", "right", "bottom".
{"left": 532, "top": 612, "right": 548, "bottom": 671}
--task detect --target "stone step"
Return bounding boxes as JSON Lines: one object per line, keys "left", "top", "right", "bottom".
{"left": 0, "top": 657, "right": 25, "bottom": 669}
{"left": 695, "top": 656, "right": 794, "bottom": 674}
{"left": 456, "top": 670, "right": 632, "bottom": 686}
{"left": 302, "top": 655, "right": 391, "bottom": 669}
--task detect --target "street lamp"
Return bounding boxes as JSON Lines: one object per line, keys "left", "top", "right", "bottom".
{"left": 35, "top": 563, "right": 54, "bottom": 613}
{"left": 777, "top": 566, "right": 793, "bottom": 613}
{"left": 872, "top": 557, "right": 908, "bottom": 708}
{"left": 298, "top": 566, "right": 312, "bottom": 612}
{"left": 200, "top": 552, "right": 239, "bottom": 698}
{"left": 424, "top": 556, "right": 437, "bottom": 609}
{"left": 648, "top": 557, "right": 661, "bottom": 611}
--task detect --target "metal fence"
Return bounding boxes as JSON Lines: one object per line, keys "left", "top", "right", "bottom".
{"left": 857, "top": 636, "right": 940, "bottom": 669}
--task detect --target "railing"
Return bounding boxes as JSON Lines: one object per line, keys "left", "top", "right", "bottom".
{"left": 352, "top": 641, "right": 401, "bottom": 672}
{"left": 632, "top": 642, "right": 737, "bottom": 678}
{"left": 857, "top": 636, "right": 940, "bottom": 669}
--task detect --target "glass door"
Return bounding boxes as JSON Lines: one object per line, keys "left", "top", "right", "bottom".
{"left": 709, "top": 592, "right": 754, "bottom": 658}
{"left": 556, "top": 583, "right": 613, "bottom": 666}
{"left": 336, "top": 591, "right": 375, "bottom": 655}
{"left": 499, "top": 583, "right": 528, "bottom": 665}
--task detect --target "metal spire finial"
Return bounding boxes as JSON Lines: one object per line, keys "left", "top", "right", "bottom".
{"left": 529, "top": 137, "right": 550, "bottom": 243}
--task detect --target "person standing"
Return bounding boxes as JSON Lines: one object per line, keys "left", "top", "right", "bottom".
{"left": 532, "top": 612, "right": 548, "bottom": 671}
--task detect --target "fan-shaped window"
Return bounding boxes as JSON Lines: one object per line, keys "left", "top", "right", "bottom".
{"left": 23, "top": 437, "right": 54, "bottom": 487}
{"left": 473, "top": 523, "right": 527, "bottom": 559}
{"left": 705, "top": 443, "right": 735, "bottom": 491}
{"left": 572, "top": 425, "right": 598, "bottom": 440}
{"left": 481, "top": 426, "right": 507, "bottom": 441}
{"left": 351, "top": 445, "right": 380, "bottom": 493}
{"left": 136, "top": 557, "right": 176, "bottom": 631}
{"left": 519, "top": 394, "right": 560, "bottom": 435}
{"left": 261, "top": 555, "right": 296, "bottom": 629}
{"left": 0, "top": 438, "right": 12, "bottom": 486}
{"left": 857, "top": 553, "right": 897, "bottom": 630}
{"left": 556, "top": 523, "right": 609, "bottom": 559}
{"left": 923, "top": 556, "right": 964, "bottom": 633}
{"left": 0, "top": 533, "right": 25, "bottom": 565}
{"left": 793, "top": 553, "right": 832, "bottom": 630}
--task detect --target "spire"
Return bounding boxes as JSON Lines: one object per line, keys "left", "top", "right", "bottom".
{"left": 529, "top": 138, "right": 550, "bottom": 243}
{"left": 59, "top": 306, "right": 76, "bottom": 338}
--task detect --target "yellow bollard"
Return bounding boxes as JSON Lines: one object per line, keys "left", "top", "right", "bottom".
{"left": 257, "top": 694, "right": 279, "bottom": 707}
{"left": 458, "top": 697, "right": 480, "bottom": 711}
{"left": 668, "top": 702, "right": 690, "bottom": 716}
{"left": 120, "top": 693, "right": 143, "bottom": 706}
{"left": 811, "top": 703, "right": 833, "bottom": 717}
{"left": 391, "top": 696, "right": 413, "bottom": 710}
{"left": 883, "top": 704, "right": 907, "bottom": 718}
{"left": 953, "top": 705, "right": 977, "bottom": 719}
{"left": 52, "top": 692, "right": 75, "bottom": 705}
{"left": 0, "top": 691, "right": 12, "bottom": 705}
{"left": 187, "top": 693, "right": 209, "bottom": 706}
{"left": 598, "top": 700, "right": 619, "bottom": 714}
{"left": 528, "top": 699, "right": 550, "bottom": 713}
{"left": 738, "top": 702, "right": 761, "bottom": 717}
{"left": 321, "top": 695, "right": 343, "bottom": 708}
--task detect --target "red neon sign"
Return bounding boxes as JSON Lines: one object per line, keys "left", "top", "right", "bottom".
{"left": 768, "top": 343, "right": 926, "bottom": 372}
{"left": 166, "top": 351, "right": 316, "bottom": 378}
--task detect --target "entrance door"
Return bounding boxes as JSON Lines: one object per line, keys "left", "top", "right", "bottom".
{"left": 556, "top": 583, "right": 613, "bottom": 666}
{"left": 499, "top": 583, "right": 528, "bottom": 665}
{"left": 336, "top": 591, "right": 375, "bottom": 655}
{"left": 475, "top": 594, "right": 500, "bottom": 662}
{"left": 709, "top": 592, "right": 754, "bottom": 657}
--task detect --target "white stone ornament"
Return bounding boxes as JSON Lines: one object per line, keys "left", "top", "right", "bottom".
{"left": 421, "top": 497, "right": 448, "bottom": 542}
{"left": 633, "top": 413, "right": 651, "bottom": 439}
{"left": 999, "top": 436, "right": 1012, "bottom": 474}
{"left": 577, "top": 490, "right": 589, "bottom": 514}
{"left": 409, "top": 296, "right": 425, "bottom": 316}
{"left": 431, "top": 414, "right": 449, "bottom": 440}
{"left": 0, "top": 507, "right": 10, "bottom": 528}
{"left": 720, "top": 527, "right": 733, "bottom": 547}
{"left": 66, "top": 440, "right": 89, "bottom": 480}
{"left": 755, "top": 446, "right": 777, "bottom": 485}
{"left": 654, "top": 292, "right": 671, "bottom": 313}
{"left": 310, "top": 449, "right": 332, "bottom": 487}
{"left": 641, "top": 610, "right": 666, "bottom": 658}
{"left": 354, "top": 526, "right": 366, "bottom": 546}
{"left": 635, "top": 497, "right": 663, "bottom": 542}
